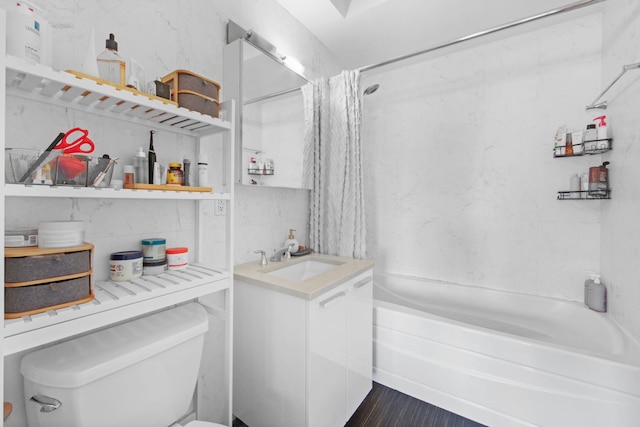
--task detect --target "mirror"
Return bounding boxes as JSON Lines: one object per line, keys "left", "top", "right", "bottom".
{"left": 223, "top": 39, "right": 310, "bottom": 189}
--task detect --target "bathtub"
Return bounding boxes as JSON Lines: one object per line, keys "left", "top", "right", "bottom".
{"left": 373, "top": 272, "right": 640, "bottom": 427}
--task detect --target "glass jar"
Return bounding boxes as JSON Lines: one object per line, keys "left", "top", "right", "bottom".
{"left": 167, "top": 162, "right": 184, "bottom": 185}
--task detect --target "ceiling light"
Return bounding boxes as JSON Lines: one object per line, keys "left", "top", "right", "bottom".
{"left": 282, "top": 55, "right": 305, "bottom": 75}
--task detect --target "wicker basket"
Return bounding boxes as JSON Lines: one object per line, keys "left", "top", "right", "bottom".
{"left": 4, "top": 243, "right": 94, "bottom": 318}
{"left": 161, "top": 70, "right": 221, "bottom": 118}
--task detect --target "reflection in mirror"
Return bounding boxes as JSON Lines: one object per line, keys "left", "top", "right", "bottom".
{"left": 223, "top": 39, "right": 310, "bottom": 189}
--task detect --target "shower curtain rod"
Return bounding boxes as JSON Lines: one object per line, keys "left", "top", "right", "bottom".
{"left": 244, "top": 0, "right": 604, "bottom": 105}
{"left": 357, "top": 0, "right": 606, "bottom": 73}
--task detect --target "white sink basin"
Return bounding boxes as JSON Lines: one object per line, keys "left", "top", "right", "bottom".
{"left": 267, "top": 259, "right": 341, "bottom": 282}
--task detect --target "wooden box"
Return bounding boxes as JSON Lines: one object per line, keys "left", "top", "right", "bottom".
{"left": 5, "top": 243, "right": 94, "bottom": 318}
{"left": 161, "top": 70, "right": 221, "bottom": 118}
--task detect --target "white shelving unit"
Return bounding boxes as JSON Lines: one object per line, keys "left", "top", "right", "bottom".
{"left": 4, "top": 265, "right": 230, "bottom": 355}
{"left": 1, "top": 10, "right": 235, "bottom": 424}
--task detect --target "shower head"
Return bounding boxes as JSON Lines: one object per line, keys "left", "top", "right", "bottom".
{"left": 363, "top": 84, "right": 380, "bottom": 95}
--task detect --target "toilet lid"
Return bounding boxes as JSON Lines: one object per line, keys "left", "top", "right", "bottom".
{"left": 184, "top": 421, "right": 226, "bottom": 427}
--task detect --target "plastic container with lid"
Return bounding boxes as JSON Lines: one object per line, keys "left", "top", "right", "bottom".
{"left": 166, "top": 247, "right": 189, "bottom": 270}
{"left": 5, "top": 227, "right": 38, "bottom": 247}
{"left": 143, "top": 259, "right": 167, "bottom": 276}
{"left": 38, "top": 220, "right": 85, "bottom": 248}
{"left": 110, "top": 251, "right": 143, "bottom": 281}
{"left": 167, "top": 163, "right": 184, "bottom": 186}
{"left": 141, "top": 238, "right": 166, "bottom": 262}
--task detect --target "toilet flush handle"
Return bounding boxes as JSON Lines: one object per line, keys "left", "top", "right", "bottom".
{"left": 30, "top": 395, "right": 61, "bottom": 413}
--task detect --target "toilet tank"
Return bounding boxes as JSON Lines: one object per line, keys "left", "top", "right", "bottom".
{"left": 20, "top": 303, "right": 209, "bottom": 427}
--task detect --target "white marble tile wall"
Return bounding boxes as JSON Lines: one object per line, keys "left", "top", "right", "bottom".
{"left": 600, "top": 0, "right": 640, "bottom": 342}
{"left": 361, "top": 13, "right": 604, "bottom": 301}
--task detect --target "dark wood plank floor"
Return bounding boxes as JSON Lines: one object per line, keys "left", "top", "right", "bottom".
{"left": 345, "top": 382, "right": 486, "bottom": 427}
{"left": 233, "top": 382, "right": 486, "bottom": 427}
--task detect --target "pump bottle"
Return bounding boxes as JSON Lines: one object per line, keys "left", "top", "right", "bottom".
{"left": 283, "top": 229, "right": 299, "bottom": 252}
{"left": 97, "top": 33, "right": 126, "bottom": 86}
{"left": 584, "top": 273, "right": 607, "bottom": 312}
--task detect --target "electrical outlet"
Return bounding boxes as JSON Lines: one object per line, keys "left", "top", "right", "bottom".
{"left": 215, "top": 199, "right": 227, "bottom": 216}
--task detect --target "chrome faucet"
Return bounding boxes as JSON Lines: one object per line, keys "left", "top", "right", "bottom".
{"left": 254, "top": 250, "right": 268, "bottom": 266}
{"left": 270, "top": 243, "right": 295, "bottom": 262}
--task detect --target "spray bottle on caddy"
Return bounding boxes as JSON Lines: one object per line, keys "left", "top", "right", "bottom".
{"left": 593, "top": 115, "right": 609, "bottom": 144}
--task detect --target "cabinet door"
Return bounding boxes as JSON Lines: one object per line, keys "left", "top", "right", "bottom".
{"left": 234, "top": 281, "right": 307, "bottom": 427}
{"left": 346, "top": 272, "right": 373, "bottom": 418}
{"left": 308, "top": 285, "right": 348, "bottom": 427}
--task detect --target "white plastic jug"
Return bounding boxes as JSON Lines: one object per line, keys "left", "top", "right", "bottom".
{"left": 5, "top": 1, "right": 50, "bottom": 65}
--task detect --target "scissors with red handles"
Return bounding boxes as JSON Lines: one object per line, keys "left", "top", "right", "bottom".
{"left": 55, "top": 128, "right": 96, "bottom": 154}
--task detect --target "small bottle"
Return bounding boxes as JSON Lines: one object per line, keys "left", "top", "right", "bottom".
{"left": 198, "top": 154, "right": 208, "bottom": 187}
{"left": 167, "top": 163, "right": 184, "bottom": 185}
{"left": 97, "top": 33, "right": 126, "bottom": 86}
{"left": 249, "top": 157, "right": 258, "bottom": 173}
{"left": 581, "top": 172, "right": 589, "bottom": 192}
{"left": 183, "top": 158, "right": 191, "bottom": 186}
{"left": 565, "top": 132, "right": 573, "bottom": 156}
{"left": 588, "top": 161, "right": 609, "bottom": 195}
{"left": 584, "top": 124, "right": 597, "bottom": 142}
{"left": 133, "top": 147, "right": 148, "bottom": 184}
{"left": 570, "top": 173, "right": 581, "bottom": 199}
{"left": 554, "top": 125, "right": 567, "bottom": 156}
{"left": 124, "top": 165, "right": 135, "bottom": 185}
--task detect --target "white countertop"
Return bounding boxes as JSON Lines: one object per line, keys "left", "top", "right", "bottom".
{"left": 234, "top": 253, "right": 374, "bottom": 300}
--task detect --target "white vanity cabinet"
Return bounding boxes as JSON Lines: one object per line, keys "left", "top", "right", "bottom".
{"left": 234, "top": 267, "right": 373, "bottom": 427}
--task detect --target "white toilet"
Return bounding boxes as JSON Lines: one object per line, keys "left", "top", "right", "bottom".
{"left": 20, "top": 303, "right": 226, "bottom": 427}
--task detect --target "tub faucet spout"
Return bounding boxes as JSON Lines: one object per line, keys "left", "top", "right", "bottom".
{"left": 270, "top": 243, "right": 295, "bottom": 262}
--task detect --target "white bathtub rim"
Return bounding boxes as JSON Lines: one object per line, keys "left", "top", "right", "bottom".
{"left": 373, "top": 271, "right": 640, "bottom": 364}
{"left": 374, "top": 295, "right": 640, "bottom": 367}
{"left": 374, "top": 299, "right": 640, "bottom": 398}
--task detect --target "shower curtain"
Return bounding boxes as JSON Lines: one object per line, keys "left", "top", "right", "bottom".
{"left": 302, "top": 70, "right": 366, "bottom": 259}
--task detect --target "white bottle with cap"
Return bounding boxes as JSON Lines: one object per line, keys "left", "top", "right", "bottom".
{"left": 198, "top": 154, "right": 208, "bottom": 187}
{"left": 133, "top": 146, "right": 148, "bottom": 184}
{"left": 6, "top": 1, "right": 43, "bottom": 63}
{"left": 570, "top": 173, "right": 581, "bottom": 199}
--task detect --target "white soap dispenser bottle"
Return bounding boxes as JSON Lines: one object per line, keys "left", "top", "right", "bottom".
{"left": 585, "top": 273, "right": 607, "bottom": 312}
{"left": 284, "top": 229, "right": 299, "bottom": 252}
